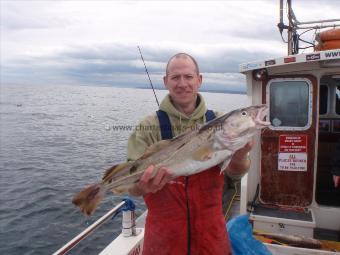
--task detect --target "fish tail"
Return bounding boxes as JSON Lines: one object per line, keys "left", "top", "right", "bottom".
{"left": 72, "top": 183, "right": 106, "bottom": 216}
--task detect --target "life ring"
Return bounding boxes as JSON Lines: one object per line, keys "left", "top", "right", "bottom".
{"left": 315, "top": 39, "right": 340, "bottom": 51}
{"left": 319, "top": 28, "right": 340, "bottom": 41}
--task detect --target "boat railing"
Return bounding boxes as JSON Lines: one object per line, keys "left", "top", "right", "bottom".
{"left": 53, "top": 200, "right": 130, "bottom": 255}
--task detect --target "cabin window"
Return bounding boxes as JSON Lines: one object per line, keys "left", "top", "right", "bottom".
{"left": 336, "top": 85, "right": 340, "bottom": 115}
{"left": 319, "top": 75, "right": 340, "bottom": 117}
{"left": 269, "top": 80, "right": 310, "bottom": 128}
{"left": 319, "top": 85, "right": 328, "bottom": 115}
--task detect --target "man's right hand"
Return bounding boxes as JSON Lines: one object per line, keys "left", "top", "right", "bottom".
{"left": 128, "top": 165, "right": 172, "bottom": 196}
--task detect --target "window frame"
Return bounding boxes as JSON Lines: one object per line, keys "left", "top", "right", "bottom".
{"left": 334, "top": 84, "right": 340, "bottom": 116}
{"left": 266, "top": 77, "right": 313, "bottom": 131}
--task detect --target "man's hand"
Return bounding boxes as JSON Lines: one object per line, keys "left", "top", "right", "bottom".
{"left": 225, "top": 138, "right": 255, "bottom": 177}
{"left": 333, "top": 175, "right": 340, "bottom": 188}
{"left": 128, "top": 165, "right": 172, "bottom": 196}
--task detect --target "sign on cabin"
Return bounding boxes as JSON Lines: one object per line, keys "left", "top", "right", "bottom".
{"left": 278, "top": 135, "right": 308, "bottom": 171}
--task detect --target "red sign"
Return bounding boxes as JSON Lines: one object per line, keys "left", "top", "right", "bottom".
{"left": 279, "top": 135, "right": 307, "bottom": 153}
{"left": 284, "top": 57, "right": 296, "bottom": 63}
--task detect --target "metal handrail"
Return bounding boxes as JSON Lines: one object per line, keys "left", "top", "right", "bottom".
{"left": 296, "top": 19, "right": 340, "bottom": 25}
{"left": 53, "top": 201, "right": 126, "bottom": 255}
{"left": 296, "top": 24, "right": 340, "bottom": 30}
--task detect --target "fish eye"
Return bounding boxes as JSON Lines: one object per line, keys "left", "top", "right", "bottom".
{"left": 241, "top": 111, "right": 247, "bottom": 116}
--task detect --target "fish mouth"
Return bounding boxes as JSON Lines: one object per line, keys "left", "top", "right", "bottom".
{"left": 255, "top": 106, "right": 271, "bottom": 127}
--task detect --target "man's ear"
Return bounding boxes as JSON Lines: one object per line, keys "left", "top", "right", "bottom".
{"left": 163, "top": 76, "right": 169, "bottom": 89}
{"left": 198, "top": 74, "right": 203, "bottom": 88}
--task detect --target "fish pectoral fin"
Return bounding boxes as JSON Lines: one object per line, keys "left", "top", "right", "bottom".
{"left": 102, "top": 162, "right": 134, "bottom": 182}
{"left": 140, "top": 140, "right": 171, "bottom": 159}
{"left": 192, "top": 146, "right": 214, "bottom": 161}
{"left": 219, "top": 158, "right": 231, "bottom": 173}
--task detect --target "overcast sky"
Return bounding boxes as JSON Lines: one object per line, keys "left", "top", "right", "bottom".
{"left": 1, "top": 1, "right": 339, "bottom": 92}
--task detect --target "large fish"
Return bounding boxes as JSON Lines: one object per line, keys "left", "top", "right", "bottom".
{"left": 73, "top": 105, "right": 270, "bottom": 216}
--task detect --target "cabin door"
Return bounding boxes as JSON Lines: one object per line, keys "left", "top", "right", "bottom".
{"left": 260, "top": 75, "right": 317, "bottom": 206}
{"left": 316, "top": 74, "right": 340, "bottom": 207}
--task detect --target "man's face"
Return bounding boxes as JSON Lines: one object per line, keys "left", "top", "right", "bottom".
{"left": 163, "top": 57, "right": 202, "bottom": 107}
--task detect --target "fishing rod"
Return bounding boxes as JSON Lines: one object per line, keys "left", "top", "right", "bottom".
{"left": 137, "top": 46, "right": 160, "bottom": 107}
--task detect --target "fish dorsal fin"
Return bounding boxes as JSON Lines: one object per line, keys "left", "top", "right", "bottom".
{"left": 139, "top": 129, "right": 197, "bottom": 161}
{"left": 192, "top": 146, "right": 215, "bottom": 161}
{"left": 140, "top": 140, "right": 172, "bottom": 159}
{"left": 102, "top": 162, "right": 134, "bottom": 182}
{"left": 198, "top": 110, "right": 237, "bottom": 133}
{"left": 169, "top": 128, "right": 198, "bottom": 145}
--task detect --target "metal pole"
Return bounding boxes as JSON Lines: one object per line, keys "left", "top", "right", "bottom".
{"left": 53, "top": 201, "right": 126, "bottom": 255}
{"left": 287, "top": 0, "right": 293, "bottom": 55}
{"left": 279, "top": 0, "right": 283, "bottom": 27}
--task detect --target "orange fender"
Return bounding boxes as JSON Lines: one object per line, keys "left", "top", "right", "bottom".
{"left": 315, "top": 39, "right": 340, "bottom": 51}
{"left": 319, "top": 28, "right": 340, "bottom": 41}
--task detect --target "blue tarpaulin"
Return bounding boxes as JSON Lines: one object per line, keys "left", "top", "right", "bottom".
{"left": 226, "top": 214, "right": 272, "bottom": 255}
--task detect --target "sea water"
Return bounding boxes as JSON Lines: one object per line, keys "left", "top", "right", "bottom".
{"left": 0, "top": 84, "right": 247, "bottom": 254}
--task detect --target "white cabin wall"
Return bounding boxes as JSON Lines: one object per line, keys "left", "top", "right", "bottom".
{"left": 241, "top": 73, "right": 263, "bottom": 214}
{"left": 267, "top": 62, "right": 320, "bottom": 75}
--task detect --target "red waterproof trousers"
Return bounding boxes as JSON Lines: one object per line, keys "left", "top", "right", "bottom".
{"left": 142, "top": 166, "right": 232, "bottom": 255}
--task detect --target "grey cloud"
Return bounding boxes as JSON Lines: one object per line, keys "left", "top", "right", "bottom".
{"left": 60, "top": 42, "right": 274, "bottom": 73}
{"left": 61, "top": 44, "right": 140, "bottom": 61}
{"left": 1, "top": 42, "right": 275, "bottom": 92}
{"left": 222, "top": 26, "right": 279, "bottom": 43}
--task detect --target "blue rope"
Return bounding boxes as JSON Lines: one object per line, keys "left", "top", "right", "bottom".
{"left": 112, "top": 197, "right": 136, "bottom": 220}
